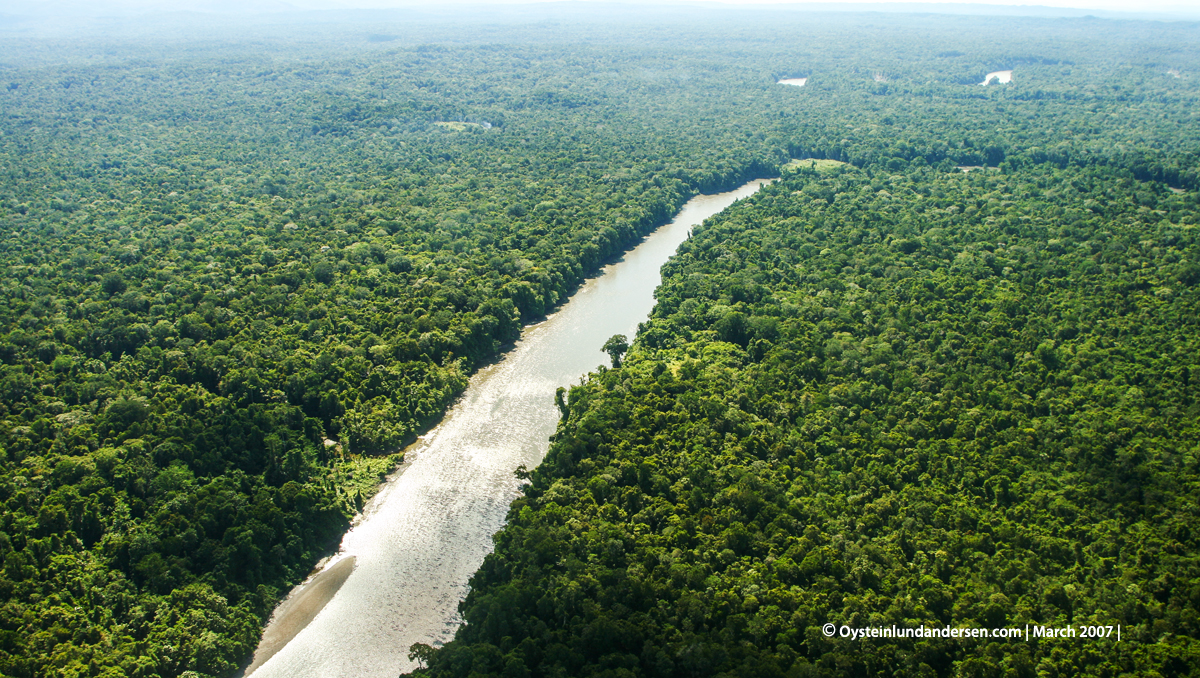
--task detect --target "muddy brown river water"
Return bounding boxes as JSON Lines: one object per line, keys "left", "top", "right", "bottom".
{"left": 245, "top": 178, "right": 773, "bottom": 678}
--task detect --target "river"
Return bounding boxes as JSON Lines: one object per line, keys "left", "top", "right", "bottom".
{"left": 245, "top": 178, "right": 774, "bottom": 678}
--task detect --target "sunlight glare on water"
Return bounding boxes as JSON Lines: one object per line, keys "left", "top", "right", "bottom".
{"left": 248, "top": 178, "right": 772, "bottom": 678}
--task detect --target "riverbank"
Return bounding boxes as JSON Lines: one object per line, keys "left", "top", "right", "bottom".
{"left": 241, "top": 455, "right": 411, "bottom": 676}
{"left": 242, "top": 556, "right": 357, "bottom": 676}
{"left": 246, "top": 179, "right": 774, "bottom": 678}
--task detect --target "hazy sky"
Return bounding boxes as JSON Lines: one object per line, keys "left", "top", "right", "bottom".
{"left": 7, "top": 0, "right": 1199, "bottom": 17}
{"left": 330, "top": 0, "right": 1180, "bottom": 11}
{"left": 335, "top": 0, "right": 1200, "bottom": 11}
{"left": 692, "top": 0, "right": 1193, "bottom": 10}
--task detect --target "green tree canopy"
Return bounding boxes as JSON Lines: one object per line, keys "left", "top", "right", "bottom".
{"left": 602, "top": 334, "right": 630, "bottom": 368}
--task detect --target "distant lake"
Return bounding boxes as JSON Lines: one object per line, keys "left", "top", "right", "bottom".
{"left": 981, "top": 70, "right": 1013, "bottom": 85}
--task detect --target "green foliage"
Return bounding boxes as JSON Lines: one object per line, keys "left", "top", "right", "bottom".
{"left": 0, "top": 8, "right": 1198, "bottom": 678}
{"left": 416, "top": 163, "right": 1200, "bottom": 677}
{"left": 0, "top": 21, "right": 779, "bottom": 678}
{"left": 603, "top": 335, "right": 630, "bottom": 368}
{"left": 410, "top": 642, "right": 437, "bottom": 670}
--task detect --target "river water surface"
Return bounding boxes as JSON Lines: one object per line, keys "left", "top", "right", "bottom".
{"left": 247, "top": 178, "right": 773, "bottom": 678}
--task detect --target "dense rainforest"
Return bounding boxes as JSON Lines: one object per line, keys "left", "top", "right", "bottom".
{"left": 415, "top": 161, "right": 1200, "bottom": 677}
{"left": 0, "top": 6, "right": 1198, "bottom": 678}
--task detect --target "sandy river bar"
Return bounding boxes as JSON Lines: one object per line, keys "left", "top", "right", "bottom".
{"left": 243, "top": 556, "right": 357, "bottom": 676}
